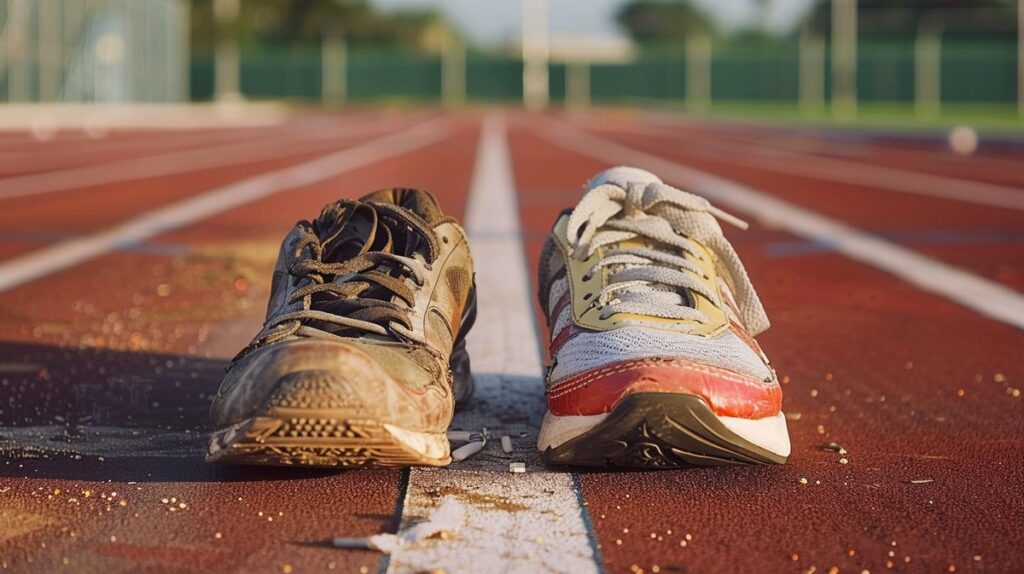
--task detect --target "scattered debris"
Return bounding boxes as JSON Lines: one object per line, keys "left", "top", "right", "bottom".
{"left": 500, "top": 435, "right": 513, "bottom": 454}
{"left": 509, "top": 462, "right": 526, "bottom": 473}
{"left": 822, "top": 442, "right": 848, "bottom": 464}
{"left": 332, "top": 497, "right": 466, "bottom": 553}
{"left": 451, "top": 439, "right": 485, "bottom": 462}
{"left": 445, "top": 431, "right": 475, "bottom": 443}
{"left": 447, "top": 428, "right": 491, "bottom": 462}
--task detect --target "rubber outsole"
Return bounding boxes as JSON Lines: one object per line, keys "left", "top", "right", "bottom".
{"left": 542, "top": 393, "right": 789, "bottom": 468}
{"left": 207, "top": 407, "right": 450, "bottom": 468}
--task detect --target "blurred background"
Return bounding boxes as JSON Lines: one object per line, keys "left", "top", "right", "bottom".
{"left": 0, "top": 0, "right": 1021, "bottom": 129}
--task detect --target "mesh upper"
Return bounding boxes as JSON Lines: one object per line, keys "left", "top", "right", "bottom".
{"left": 548, "top": 326, "right": 774, "bottom": 384}
{"left": 540, "top": 167, "right": 775, "bottom": 388}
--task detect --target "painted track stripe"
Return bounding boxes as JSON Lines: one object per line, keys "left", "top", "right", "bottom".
{"left": 588, "top": 120, "right": 1024, "bottom": 211}
{"left": 385, "top": 117, "right": 601, "bottom": 574}
{"left": 545, "top": 121, "right": 1024, "bottom": 331}
{"left": 643, "top": 111, "right": 1024, "bottom": 169}
{"left": 0, "top": 116, "right": 404, "bottom": 201}
{"left": 0, "top": 120, "right": 449, "bottom": 294}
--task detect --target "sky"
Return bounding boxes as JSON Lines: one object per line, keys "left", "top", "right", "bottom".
{"left": 369, "top": 0, "right": 817, "bottom": 45}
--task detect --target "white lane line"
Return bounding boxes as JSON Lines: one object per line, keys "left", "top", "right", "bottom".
{"left": 0, "top": 116, "right": 406, "bottom": 201}
{"left": 0, "top": 120, "right": 450, "bottom": 295}
{"left": 585, "top": 119, "right": 1024, "bottom": 211}
{"left": 643, "top": 111, "right": 1024, "bottom": 170}
{"left": 0, "top": 124, "right": 280, "bottom": 172}
{"left": 385, "top": 117, "right": 601, "bottom": 574}
{"left": 545, "top": 122, "right": 1024, "bottom": 331}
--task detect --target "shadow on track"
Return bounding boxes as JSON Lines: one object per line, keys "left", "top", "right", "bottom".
{"left": 0, "top": 341, "right": 345, "bottom": 483}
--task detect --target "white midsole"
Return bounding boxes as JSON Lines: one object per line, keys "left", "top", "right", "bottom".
{"left": 537, "top": 408, "right": 792, "bottom": 458}
{"left": 537, "top": 410, "right": 609, "bottom": 452}
{"left": 383, "top": 424, "right": 451, "bottom": 461}
{"left": 719, "top": 412, "right": 791, "bottom": 458}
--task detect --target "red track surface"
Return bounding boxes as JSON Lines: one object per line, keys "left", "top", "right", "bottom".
{"left": 1, "top": 110, "right": 1022, "bottom": 574}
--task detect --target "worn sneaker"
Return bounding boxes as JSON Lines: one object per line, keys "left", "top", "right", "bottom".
{"left": 207, "top": 188, "right": 475, "bottom": 468}
{"left": 536, "top": 167, "right": 790, "bottom": 468}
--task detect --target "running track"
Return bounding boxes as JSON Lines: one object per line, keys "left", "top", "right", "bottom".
{"left": 0, "top": 110, "right": 1022, "bottom": 574}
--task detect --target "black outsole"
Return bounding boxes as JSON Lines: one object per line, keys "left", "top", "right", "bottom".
{"left": 543, "top": 393, "right": 788, "bottom": 469}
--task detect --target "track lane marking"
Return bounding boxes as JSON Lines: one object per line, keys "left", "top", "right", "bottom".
{"left": 641, "top": 111, "right": 1024, "bottom": 171}
{"left": 582, "top": 119, "right": 1024, "bottom": 211}
{"left": 0, "top": 125, "right": 286, "bottom": 174}
{"left": 0, "top": 120, "right": 450, "bottom": 294}
{"left": 0, "top": 116, "right": 412, "bottom": 201}
{"left": 384, "top": 116, "right": 601, "bottom": 574}
{"left": 543, "top": 120, "right": 1024, "bottom": 331}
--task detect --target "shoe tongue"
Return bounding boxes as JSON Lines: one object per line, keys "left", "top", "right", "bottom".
{"left": 359, "top": 188, "right": 445, "bottom": 226}
{"left": 313, "top": 195, "right": 435, "bottom": 264}
{"left": 312, "top": 201, "right": 379, "bottom": 262}
{"left": 586, "top": 166, "right": 662, "bottom": 192}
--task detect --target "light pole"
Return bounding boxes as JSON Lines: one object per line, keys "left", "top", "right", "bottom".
{"left": 685, "top": 31, "right": 712, "bottom": 112}
{"left": 214, "top": 0, "right": 241, "bottom": 101}
{"left": 322, "top": 30, "right": 346, "bottom": 105}
{"left": 522, "top": 0, "right": 549, "bottom": 110}
{"left": 799, "top": 22, "right": 825, "bottom": 116}
{"left": 1018, "top": 0, "right": 1023, "bottom": 117}
{"left": 442, "top": 30, "right": 465, "bottom": 108}
{"left": 914, "top": 20, "right": 942, "bottom": 119}
{"left": 831, "top": 0, "right": 857, "bottom": 119}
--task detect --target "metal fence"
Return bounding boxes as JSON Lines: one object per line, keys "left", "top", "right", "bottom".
{"left": 0, "top": 0, "right": 189, "bottom": 103}
{"left": 1, "top": 0, "right": 1020, "bottom": 116}
{"left": 187, "top": 38, "right": 1019, "bottom": 110}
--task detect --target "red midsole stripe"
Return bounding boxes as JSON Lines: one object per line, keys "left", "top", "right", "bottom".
{"left": 547, "top": 358, "right": 782, "bottom": 419}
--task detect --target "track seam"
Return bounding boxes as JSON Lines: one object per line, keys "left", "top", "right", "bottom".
{"left": 378, "top": 467, "right": 412, "bottom": 574}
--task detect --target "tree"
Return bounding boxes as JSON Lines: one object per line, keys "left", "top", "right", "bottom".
{"left": 804, "top": 0, "right": 1016, "bottom": 34}
{"left": 616, "top": 0, "right": 713, "bottom": 46}
{"left": 190, "top": 0, "right": 448, "bottom": 52}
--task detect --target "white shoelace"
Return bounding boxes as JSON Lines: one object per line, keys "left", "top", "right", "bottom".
{"left": 566, "top": 181, "right": 770, "bottom": 335}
